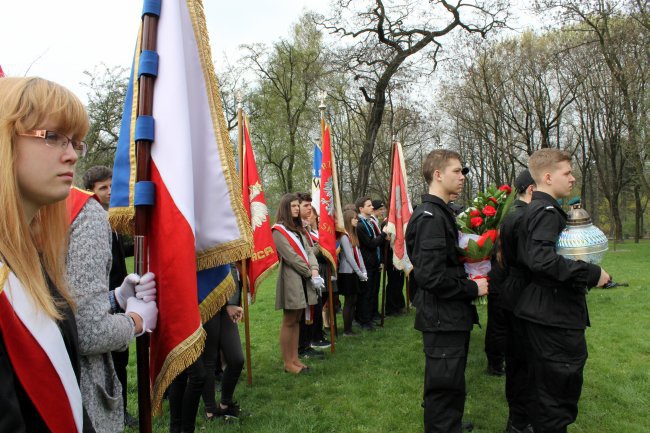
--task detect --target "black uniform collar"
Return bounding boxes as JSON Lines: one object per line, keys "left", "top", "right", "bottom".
{"left": 531, "top": 191, "right": 567, "bottom": 218}
{"left": 421, "top": 193, "right": 456, "bottom": 218}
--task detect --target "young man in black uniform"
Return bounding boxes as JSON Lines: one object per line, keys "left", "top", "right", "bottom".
{"left": 405, "top": 149, "right": 488, "bottom": 433}
{"left": 355, "top": 196, "right": 385, "bottom": 330}
{"left": 515, "top": 149, "right": 610, "bottom": 433}
{"left": 488, "top": 170, "right": 536, "bottom": 433}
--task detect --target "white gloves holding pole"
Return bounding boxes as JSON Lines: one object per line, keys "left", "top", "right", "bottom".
{"left": 115, "top": 272, "right": 159, "bottom": 335}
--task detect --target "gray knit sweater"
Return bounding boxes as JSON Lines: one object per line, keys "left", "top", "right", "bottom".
{"left": 66, "top": 198, "right": 134, "bottom": 433}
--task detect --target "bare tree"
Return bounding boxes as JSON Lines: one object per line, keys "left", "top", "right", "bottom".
{"left": 319, "top": 0, "right": 510, "bottom": 196}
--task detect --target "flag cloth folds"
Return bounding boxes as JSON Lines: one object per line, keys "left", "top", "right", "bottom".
{"left": 318, "top": 123, "right": 344, "bottom": 271}
{"left": 242, "top": 116, "right": 278, "bottom": 301}
{"left": 109, "top": 0, "right": 253, "bottom": 414}
{"left": 312, "top": 143, "right": 322, "bottom": 207}
{"left": 383, "top": 142, "right": 413, "bottom": 273}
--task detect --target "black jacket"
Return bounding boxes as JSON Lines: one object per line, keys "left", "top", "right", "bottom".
{"left": 405, "top": 194, "right": 479, "bottom": 332}
{"left": 357, "top": 216, "right": 384, "bottom": 271}
{"left": 514, "top": 191, "right": 601, "bottom": 329}
{"left": 488, "top": 199, "right": 530, "bottom": 310}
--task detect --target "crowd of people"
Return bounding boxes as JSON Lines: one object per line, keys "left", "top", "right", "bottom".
{"left": 0, "top": 76, "right": 611, "bottom": 433}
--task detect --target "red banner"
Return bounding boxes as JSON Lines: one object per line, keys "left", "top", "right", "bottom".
{"left": 318, "top": 123, "right": 344, "bottom": 272}
{"left": 242, "top": 116, "right": 278, "bottom": 301}
{"left": 384, "top": 142, "right": 413, "bottom": 273}
{"left": 0, "top": 65, "right": 5, "bottom": 77}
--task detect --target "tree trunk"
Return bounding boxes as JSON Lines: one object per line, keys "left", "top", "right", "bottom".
{"left": 634, "top": 184, "right": 642, "bottom": 243}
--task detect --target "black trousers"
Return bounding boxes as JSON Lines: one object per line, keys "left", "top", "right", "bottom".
{"left": 485, "top": 293, "right": 507, "bottom": 367}
{"left": 422, "top": 331, "right": 470, "bottom": 433}
{"left": 201, "top": 308, "right": 245, "bottom": 411}
{"left": 369, "top": 268, "right": 381, "bottom": 318}
{"left": 299, "top": 297, "right": 324, "bottom": 351}
{"left": 111, "top": 349, "right": 129, "bottom": 418}
{"left": 524, "top": 321, "right": 587, "bottom": 433}
{"left": 356, "top": 277, "right": 373, "bottom": 325}
{"left": 504, "top": 310, "right": 534, "bottom": 430}
{"left": 384, "top": 267, "right": 405, "bottom": 314}
{"left": 169, "top": 360, "right": 206, "bottom": 433}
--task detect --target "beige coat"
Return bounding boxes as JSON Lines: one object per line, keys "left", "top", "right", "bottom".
{"left": 273, "top": 229, "right": 319, "bottom": 310}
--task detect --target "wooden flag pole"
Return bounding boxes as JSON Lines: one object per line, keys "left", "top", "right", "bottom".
{"left": 237, "top": 101, "right": 254, "bottom": 385}
{"left": 405, "top": 273, "right": 411, "bottom": 312}
{"left": 132, "top": 7, "right": 161, "bottom": 433}
{"left": 380, "top": 139, "right": 397, "bottom": 327}
{"left": 319, "top": 95, "right": 336, "bottom": 354}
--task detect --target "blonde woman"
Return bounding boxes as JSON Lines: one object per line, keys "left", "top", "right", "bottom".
{"left": 0, "top": 77, "right": 90, "bottom": 432}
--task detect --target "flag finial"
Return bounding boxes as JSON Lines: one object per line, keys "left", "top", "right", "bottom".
{"left": 318, "top": 90, "right": 327, "bottom": 111}
{"left": 236, "top": 90, "right": 243, "bottom": 110}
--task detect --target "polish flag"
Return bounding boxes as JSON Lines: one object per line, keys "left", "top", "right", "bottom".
{"left": 109, "top": 0, "right": 253, "bottom": 413}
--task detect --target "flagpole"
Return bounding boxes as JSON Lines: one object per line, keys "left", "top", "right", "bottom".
{"left": 237, "top": 99, "right": 254, "bottom": 385}
{"left": 133, "top": 7, "right": 159, "bottom": 433}
{"left": 380, "top": 138, "right": 397, "bottom": 327}
{"left": 319, "top": 94, "right": 337, "bottom": 354}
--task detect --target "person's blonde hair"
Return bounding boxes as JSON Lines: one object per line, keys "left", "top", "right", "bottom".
{"left": 0, "top": 77, "right": 89, "bottom": 320}
{"left": 342, "top": 209, "right": 360, "bottom": 247}
{"left": 528, "top": 148, "right": 572, "bottom": 184}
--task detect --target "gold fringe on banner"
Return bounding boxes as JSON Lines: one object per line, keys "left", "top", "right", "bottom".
{"left": 319, "top": 246, "right": 338, "bottom": 279}
{"left": 108, "top": 207, "right": 135, "bottom": 235}
{"left": 151, "top": 326, "right": 206, "bottom": 415}
{"left": 0, "top": 265, "right": 8, "bottom": 294}
{"left": 197, "top": 240, "right": 253, "bottom": 271}
{"left": 108, "top": 24, "right": 141, "bottom": 236}
{"left": 199, "top": 272, "right": 236, "bottom": 324}
{"left": 185, "top": 0, "right": 253, "bottom": 265}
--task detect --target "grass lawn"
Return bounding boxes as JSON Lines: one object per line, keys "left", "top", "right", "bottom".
{"left": 124, "top": 240, "right": 650, "bottom": 433}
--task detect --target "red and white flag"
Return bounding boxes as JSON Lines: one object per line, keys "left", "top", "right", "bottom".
{"left": 110, "top": 0, "right": 253, "bottom": 414}
{"left": 318, "top": 123, "right": 344, "bottom": 271}
{"left": 383, "top": 141, "right": 413, "bottom": 273}
{"left": 242, "top": 116, "right": 278, "bottom": 301}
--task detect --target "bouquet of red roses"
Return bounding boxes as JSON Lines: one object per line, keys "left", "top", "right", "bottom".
{"left": 456, "top": 184, "right": 515, "bottom": 305}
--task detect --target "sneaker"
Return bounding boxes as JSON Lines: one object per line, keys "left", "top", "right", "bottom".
{"left": 360, "top": 323, "right": 375, "bottom": 331}
{"left": 299, "top": 347, "right": 325, "bottom": 359}
{"left": 214, "top": 401, "right": 241, "bottom": 421}
{"left": 311, "top": 339, "right": 331, "bottom": 350}
{"left": 462, "top": 420, "right": 474, "bottom": 431}
{"left": 342, "top": 330, "right": 358, "bottom": 337}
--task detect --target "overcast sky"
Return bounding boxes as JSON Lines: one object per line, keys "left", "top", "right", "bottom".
{"left": 0, "top": 0, "right": 330, "bottom": 102}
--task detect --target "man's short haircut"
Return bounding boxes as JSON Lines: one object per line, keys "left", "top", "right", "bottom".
{"left": 296, "top": 192, "right": 312, "bottom": 203}
{"left": 422, "top": 149, "right": 462, "bottom": 185}
{"left": 354, "top": 196, "right": 371, "bottom": 212}
{"left": 528, "top": 149, "right": 571, "bottom": 183}
{"left": 82, "top": 166, "right": 112, "bottom": 191}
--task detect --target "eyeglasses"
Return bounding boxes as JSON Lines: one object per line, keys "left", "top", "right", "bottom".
{"left": 18, "top": 130, "right": 87, "bottom": 157}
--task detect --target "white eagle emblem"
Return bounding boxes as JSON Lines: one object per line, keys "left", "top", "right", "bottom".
{"left": 321, "top": 177, "right": 335, "bottom": 217}
{"left": 249, "top": 182, "right": 268, "bottom": 230}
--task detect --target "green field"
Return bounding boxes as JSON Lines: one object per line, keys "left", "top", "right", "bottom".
{"left": 125, "top": 241, "right": 650, "bottom": 432}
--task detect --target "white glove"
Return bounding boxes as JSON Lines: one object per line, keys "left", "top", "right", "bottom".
{"left": 126, "top": 297, "right": 158, "bottom": 335}
{"left": 115, "top": 274, "right": 140, "bottom": 310}
{"left": 311, "top": 275, "right": 325, "bottom": 290}
{"left": 359, "top": 272, "right": 368, "bottom": 282}
{"left": 135, "top": 272, "right": 157, "bottom": 303}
